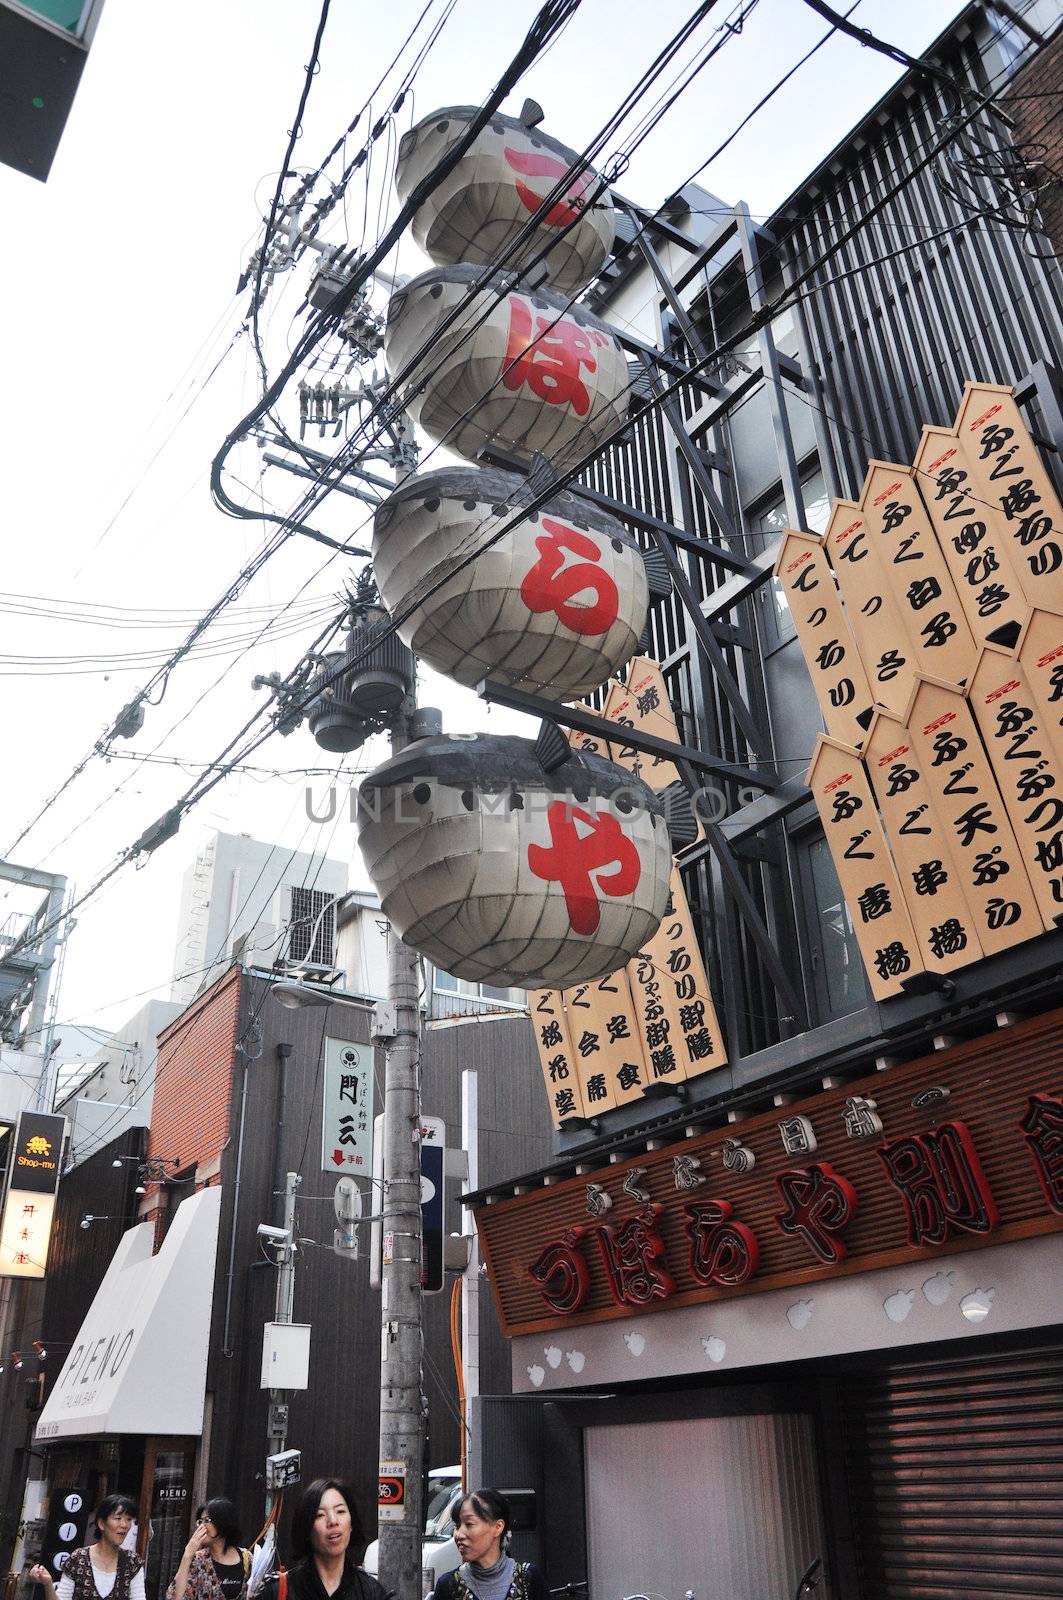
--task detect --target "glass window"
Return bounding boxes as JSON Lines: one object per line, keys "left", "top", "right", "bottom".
{"left": 753, "top": 467, "right": 830, "bottom": 641}
{"left": 804, "top": 834, "right": 869, "bottom": 1019}
{"left": 433, "top": 968, "right": 458, "bottom": 992}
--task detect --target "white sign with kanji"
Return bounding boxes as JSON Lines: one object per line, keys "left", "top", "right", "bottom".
{"left": 321, "top": 1038, "right": 374, "bottom": 1175}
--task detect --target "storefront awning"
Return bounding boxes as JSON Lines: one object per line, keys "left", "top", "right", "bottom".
{"left": 35, "top": 1185, "right": 221, "bottom": 1441}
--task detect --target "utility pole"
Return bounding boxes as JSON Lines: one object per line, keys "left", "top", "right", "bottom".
{"left": 374, "top": 708, "right": 424, "bottom": 1600}
{"left": 265, "top": 1169, "right": 300, "bottom": 1522}
{"left": 460, "top": 1070, "right": 479, "bottom": 1490}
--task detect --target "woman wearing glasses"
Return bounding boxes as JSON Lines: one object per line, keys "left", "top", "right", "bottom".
{"left": 170, "top": 1499, "right": 250, "bottom": 1600}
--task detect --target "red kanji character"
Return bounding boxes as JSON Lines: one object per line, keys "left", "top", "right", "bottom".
{"left": 519, "top": 517, "right": 619, "bottom": 635}
{"left": 684, "top": 1199, "right": 760, "bottom": 1287}
{"left": 502, "top": 145, "right": 592, "bottom": 227}
{"left": 1021, "top": 1093, "right": 1063, "bottom": 1216}
{"left": 502, "top": 295, "right": 599, "bottom": 414}
{"left": 595, "top": 1203, "right": 676, "bottom": 1308}
{"left": 529, "top": 1226, "right": 590, "bottom": 1315}
{"left": 775, "top": 1162, "right": 859, "bottom": 1264}
{"left": 528, "top": 800, "right": 641, "bottom": 935}
{"left": 878, "top": 1121, "right": 999, "bottom": 1247}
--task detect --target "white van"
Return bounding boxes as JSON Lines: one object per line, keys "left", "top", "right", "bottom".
{"left": 362, "top": 1467, "right": 462, "bottom": 1596}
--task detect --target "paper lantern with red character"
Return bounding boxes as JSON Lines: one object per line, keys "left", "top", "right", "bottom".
{"left": 384, "top": 265, "right": 628, "bottom": 464}
{"left": 355, "top": 726, "right": 695, "bottom": 988}
{"left": 372, "top": 464, "right": 670, "bottom": 699}
{"left": 394, "top": 104, "right": 615, "bottom": 295}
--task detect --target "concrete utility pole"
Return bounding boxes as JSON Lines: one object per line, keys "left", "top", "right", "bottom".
{"left": 375, "top": 709, "right": 424, "bottom": 1600}
{"left": 265, "top": 1169, "right": 300, "bottom": 1522}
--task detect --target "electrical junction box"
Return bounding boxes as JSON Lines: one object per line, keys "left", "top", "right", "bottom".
{"left": 266, "top": 1449, "right": 302, "bottom": 1490}
{"left": 260, "top": 1322, "right": 311, "bottom": 1390}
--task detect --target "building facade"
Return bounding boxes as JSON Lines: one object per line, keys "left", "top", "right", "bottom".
{"left": 467, "top": 7, "right": 1063, "bottom": 1599}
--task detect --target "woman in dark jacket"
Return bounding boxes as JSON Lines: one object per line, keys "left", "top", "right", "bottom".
{"left": 433, "top": 1490, "right": 547, "bottom": 1600}
{"left": 262, "top": 1479, "right": 387, "bottom": 1600}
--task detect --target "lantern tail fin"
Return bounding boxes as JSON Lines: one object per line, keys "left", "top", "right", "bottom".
{"left": 661, "top": 779, "right": 698, "bottom": 850}
{"left": 642, "top": 546, "right": 671, "bottom": 603}
{"left": 534, "top": 718, "right": 571, "bottom": 773}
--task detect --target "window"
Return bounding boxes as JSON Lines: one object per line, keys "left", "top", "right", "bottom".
{"left": 752, "top": 465, "right": 831, "bottom": 644}
{"left": 431, "top": 968, "right": 522, "bottom": 1007}
{"left": 288, "top": 887, "right": 335, "bottom": 966}
{"left": 798, "top": 832, "right": 870, "bottom": 1021}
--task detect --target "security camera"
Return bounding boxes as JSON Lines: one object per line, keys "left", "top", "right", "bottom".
{"left": 257, "top": 1223, "right": 291, "bottom": 1242}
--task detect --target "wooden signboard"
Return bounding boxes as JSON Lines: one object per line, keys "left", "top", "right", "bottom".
{"left": 859, "top": 461, "right": 979, "bottom": 688}
{"left": 774, "top": 530, "right": 874, "bottom": 746}
{"left": 565, "top": 699, "right": 614, "bottom": 761}
{"left": 1016, "top": 608, "right": 1063, "bottom": 756}
{"left": 906, "top": 675, "right": 1044, "bottom": 956}
{"left": 968, "top": 645, "right": 1063, "bottom": 928}
{"left": 529, "top": 988, "right": 586, "bottom": 1129}
{"left": 954, "top": 382, "right": 1063, "bottom": 609}
{"left": 806, "top": 734, "right": 925, "bottom": 999}
{"left": 913, "top": 424, "right": 1028, "bottom": 644}
{"left": 477, "top": 1007, "right": 1063, "bottom": 1337}
{"left": 824, "top": 497, "right": 916, "bottom": 716}
{"left": 563, "top": 969, "right": 648, "bottom": 1110}
{"left": 627, "top": 862, "right": 726, "bottom": 1084}
{"left": 601, "top": 658, "right": 705, "bottom": 852}
{"left": 863, "top": 707, "right": 984, "bottom": 973}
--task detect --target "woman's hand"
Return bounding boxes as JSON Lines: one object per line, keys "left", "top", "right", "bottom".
{"left": 29, "top": 1567, "right": 54, "bottom": 1588}
{"left": 183, "top": 1528, "right": 209, "bottom": 1563}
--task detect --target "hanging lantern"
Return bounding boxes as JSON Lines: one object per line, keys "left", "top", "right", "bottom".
{"left": 395, "top": 105, "right": 615, "bottom": 295}
{"left": 372, "top": 464, "right": 670, "bottom": 699}
{"left": 305, "top": 608, "right": 415, "bottom": 753}
{"left": 356, "top": 726, "right": 693, "bottom": 988}
{"left": 384, "top": 266, "right": 628, "bottom": 463}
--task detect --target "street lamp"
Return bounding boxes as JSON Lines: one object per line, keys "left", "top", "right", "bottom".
{"left": 271, "top": 963, "right": 423, "bottom": 1598}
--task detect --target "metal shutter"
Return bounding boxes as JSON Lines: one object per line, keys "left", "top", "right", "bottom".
{"left": 839, "top": 1341, "right": 1063, "bottom": 1599}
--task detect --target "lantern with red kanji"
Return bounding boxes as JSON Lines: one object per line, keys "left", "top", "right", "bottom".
{"left": 394, "top": 105, "right": 615, "bottom": 296}
{"left": 355, "top": 729, "right": 683, "bottom": 987}
{"left": 372, "top": 464, "right": 669, "bottom": 698}
{"left": 384, "top": 266, "right": 628, "bottom": 463}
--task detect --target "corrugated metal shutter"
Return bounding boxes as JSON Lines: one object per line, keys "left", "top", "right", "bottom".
{"left": 839, "top": 1341, "right": 1063, "bottom": 1599}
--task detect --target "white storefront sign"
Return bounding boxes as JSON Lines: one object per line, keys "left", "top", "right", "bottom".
{"left": 35, "top": 1185, "right": 221, "bottom": 1440}
{"left": 321, "top": 1037, "right": 374, "bottom": 1175}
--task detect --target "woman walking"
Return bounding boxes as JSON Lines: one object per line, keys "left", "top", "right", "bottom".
{"left": 261, "top": 1479, "right": 387, "bottom": 1600}
{"left": 170, "top": 1498, "right": 250, "bottom": 1600}
{"left": 433, "top": 1490, "right": 547, "bottom": 1600}
{"left": 30, "top": 1494, "right": 144, "bottom": 1600}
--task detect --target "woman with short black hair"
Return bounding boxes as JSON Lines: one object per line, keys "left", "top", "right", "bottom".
{"left": 30, "top": 1493, "right": 144, "bottom": 1600}
{"left": 433, "top": 1490, "right": 547, "bottom": 1600}
{"left": 169, "top": 1496, "right": 249, "bottom": 1600}
{"left": 262, "top": 1479, "right": 388, "bottom": 1600}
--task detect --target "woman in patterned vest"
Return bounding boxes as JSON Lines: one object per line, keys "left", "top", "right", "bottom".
{"left": 432, "top": 1491, "right": 547, "bottom": 1600}
{"left": 30, "top": 1493, "right": 145, "bottom": 1600}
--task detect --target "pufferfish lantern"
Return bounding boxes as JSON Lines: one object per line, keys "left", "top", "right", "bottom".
{"left": 372, "top": 464, "right": 670, "bottom": 699}
{"left": 384, "top": 266, "right": 628, "bottom": 464}
{"left": 394, "top": 104, "right": 615, "bottom": 296}
{"left": 355, "top": 724, "right": 696, "bottom": 988}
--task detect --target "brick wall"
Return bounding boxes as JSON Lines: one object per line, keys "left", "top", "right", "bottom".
{"left": 1004, "top": 26, "right": 1063, "bottom": 253}
{"left": 143, "top": 964, "right": 242, "bottom": 1239}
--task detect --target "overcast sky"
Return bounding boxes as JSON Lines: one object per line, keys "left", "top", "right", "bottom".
{"left": 0, "top": 0, "right": 968, "bottom": 1044}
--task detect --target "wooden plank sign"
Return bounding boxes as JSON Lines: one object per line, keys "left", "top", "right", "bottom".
{"left": 863, "top": 707, "right": 984, "bottom": 974}
{"left": 913, "top": 423, "right": 1028, "bottom": 645}
{"left": 529, "top": 988, "right": 586, "bottom": 1129}
{"left": 774, "top": 529, "right": 875, "bottom": 747}
{"left": 565, "top": 698, "right": 615, "bottom": 761}
{"left": 906, "top": 675, "right": 1044, "bottom": 956}
{"left": 1016, "top": 608, "right": 1063, "bottom": 758}
{"left": 954, "top": 382, "right": 1063, "bottom": 608}
{"left": 627, "top": 862, "right": 727, "bottom": 1083}
{"left": 824, "top": 497, "right": 917, "bottom": 716}
{"left": 563, "top": 970, "right": 648, "bottom": 1109}
{"left": 968, "top": 645, "right": 1063, "bottom": 928}
{"left": 806, "top": 735, "right": 925, "bottom": 999}
{"left": 859, "top": 461, "right": 979, "bottom": 688}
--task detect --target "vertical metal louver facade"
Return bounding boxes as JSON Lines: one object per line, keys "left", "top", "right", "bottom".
{"left": 778, "top": 21, "right": 1063, "bottom": 498}
{"left": 838, "top": 1341, "right": 1063, "bottom": 1598}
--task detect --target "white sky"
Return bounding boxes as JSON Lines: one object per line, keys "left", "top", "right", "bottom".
{"left": 0, "top": 0, "right": 968, "bottom": 1041}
